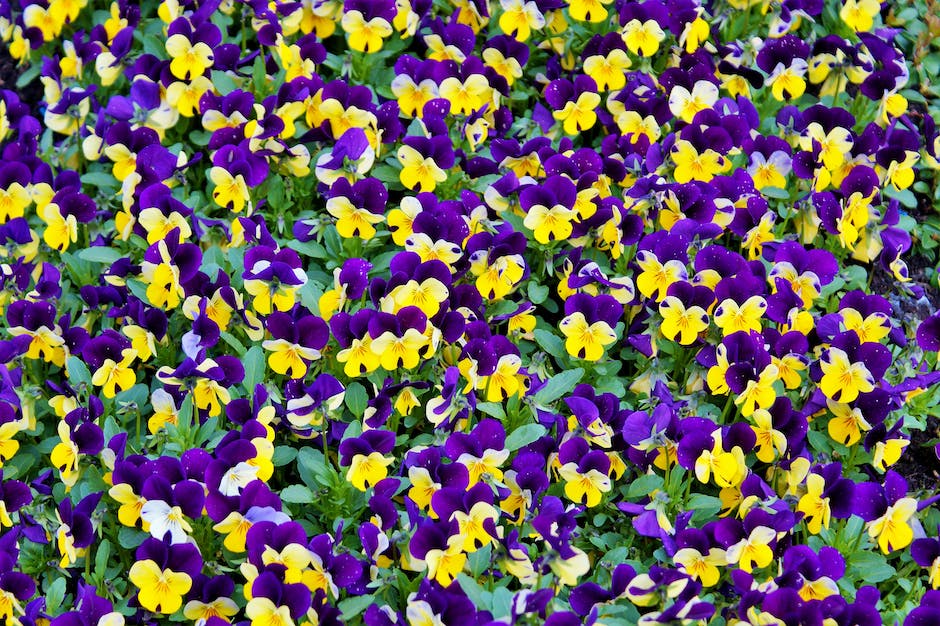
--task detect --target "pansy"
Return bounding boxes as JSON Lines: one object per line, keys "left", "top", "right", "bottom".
{"left": 326, "top": 177, "right": 387, "bottom": 240}
{"left": 397, "top": 135, "right": 454, "bottom": 192}
{"left": 340, "top": 430, "right": 396, "bottom": 491}
{"left": 341, "top": 0, "right": 396, "bottom": 52}
{"left": 545, "top": 76, "right": 601, "bottom": 135}
{"left": 559, "top": 293, "right": 621, "bottom": 361}
{"left": 165, "top": 17, "right": 220, "bottom": 80}
{"left": 854, "top": 472, "right": 920, "bottom": 554}
{"left": 498, "top": 0, "right": 545, "bottom": 41}
{"left": 242, "top": 245, "right": 308, "bottom": 315}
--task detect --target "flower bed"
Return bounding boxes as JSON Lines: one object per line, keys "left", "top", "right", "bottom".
{"left": 0, "top": 0, "right": 939, "bottom": 624}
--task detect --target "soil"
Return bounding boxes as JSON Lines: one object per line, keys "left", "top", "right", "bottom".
{"left": 0, "top": 42, "right": 43, "bottom": 107}
{"left": 893, "top": 417, "right": 940, "bottom": 495}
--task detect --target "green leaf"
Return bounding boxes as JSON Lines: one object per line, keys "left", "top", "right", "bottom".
{"left": 476, "top": 402, "right": 506, "bottom": 419}
{"left": 211, "top": 69, "right": 239, "bottom": 95}
{"left": 298, "top": 448, "right": 332, "bottom": 488}
{"left": 80, "top": 171, "right": 119, "bottom": 189}
{"left": 95, "top": 539, "right": 111, "bottom": 574}
{"left": 338, "top": 595, "right": 375, "bottom": 621}
{"left": 527, "top": 282, "right": 549, "bottom": 304}
{"left": 118, "top": 527, "right": 148, "bottom": 550}
{"left": 273, "top": 446, "right": 298, "bottom": 467}
{"left": 280, "top": 484, "right": 315, "bottom": 503}
{"left": 243, "top": 346, "right": 265, "bottom": 391}
{"left": 505, "top": 424, "right": 547, "bottom": 451}
{"left": 78, "top": 247, "right": 123, "bottom": 264}
{"left": 686, "top": 494, "right": 722, "bottom": 520}
{"left": 345, "top": 382, "right": 369, "bottom": 417}
{"left": 534, "top": 329, "right": 565, "bottom": 357}
{"left": 45, "top": 577, "right": 67, "bottom": 616}
{"left": 534, "top": 368, "right": 584, "bottom": 404}
{"left": 848, "top": 551, "right": 895, "bottom": 583}
{"left": 626, "top": 473, "right": 664, "bottom": 498}
{"left": 66, "top": 356, "right": 92, "bottom": 388}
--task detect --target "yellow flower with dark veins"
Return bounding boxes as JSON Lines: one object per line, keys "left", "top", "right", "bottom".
{"left": 553, "top": 91, "right": 601, "bottom": 135}
{"left": 713, "top": 296, "right": 767, "bottom": 336}
{"left": 818, "top": 347, "right": 874, "bottom": 404}
{"left": 210, "top": 166, "right": 251, "bottom": 213}
{"left": 559, "top": 312, "right": 616, "bottom": 361}
{"left": 523, "top": 203, "right": 574, "bottom": 244}
{"left": 341, "top": 11, "right": 393, "bottom": 52}
{"left": 91, "top": 348, "right": 138, "bottom": 399}
{"left": 558, "top": 462, "right": 611, "bottom": 507}
{"left": 40, "top": 203, "right": 78, "bottom": 251}
{"left": 673, "top": 547, "right": 726, "bottom": 587}
{"left": 867, "top": 497, "right": 918, "bottom": 554}
{"left": 621, "top": 18, "right": 665, "bottom": 57}
{"left": 797, "top": 473, "right": 831, "bottom": 534}
{"left": 347, "top": 452, "right": 395, "bottom": 491}
{"left": 327, "top": 196, "right": 385, "bottom": 240}
{"left": 567, "top": 0, "right": 613, "bottom": 22}
{"left": 498, "top": 0, "right": 545, "bottom": 41}
{"left": 398, "top": 145, "right": 447, "bottom": 192}
{"left": 659, "top": 296, "right": 708, "bottom": 345}
{"left": 129, "top": 560, "right": 192, "bottom": 614}
{"left": 165, "top": 34, "right": 214, "bottom": 80}
{"left": 840, "top": 0, "right": 880, "bottom": 32}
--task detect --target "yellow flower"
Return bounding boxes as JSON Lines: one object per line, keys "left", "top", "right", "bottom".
{"left": 636, "top": 252, "right": 687, "bottom": 301}
{"left": 341, "top": 10, "right": 392, "bottom": 52}
{"left": 369, "top": 328, "right": 429, "bottom": 370}
{"left": 558, "top": 462, "right": 611, "bottom": 507}
{"left": 454, "top": 502, "right": 499, "bottom": 552}
{"left": 498, "top": 0, "right": 545, "bottom": 41}
{"left": 552, "top": 91, "right": 601, "bottom": 135}
{"left": 91, "top": 348, "right": 138, "bottom": 398}
{"left": 867, "top": 497, "right": 918, "bottom": 554}
{"left": 825, "top": 399, "right": 871, "bottom": 446}
{"left": 423, "top": 535, "right": 466, "bottom": 587}
{"left": 659, "top": 296, "right": 708, "bottom": 345}
{"left": 797, "top": 473, "right": 831, "bottom": 534}
{"left": 129, "top": 560, "right": 192, "bottom": 615}
{"left": 439, "top": 75, "right": 491, "bottom": 116}
{"left": 726, "top": 526, "right": 776, "bottom": 573}
{"left": 668, "top": 81, "right": 719, "bottom": 124}
{"left": 673, "top": 547, "right": 726, "bottom": 586}
{"left": 246, "top": 598, "right": 295, "bottom": 626}
{"left": 40, "top": 203, "right": 78, "bottom": 251}
{"left": 735, "top": 364, "right": 778, "bottom": 418}
{"left": 672, "top": 139, "right": 728, "bottom": 183}
{"left": 559, "top": 312, "right": 616, "bottom": 361}
{"left": 621, "top": 18, "right": 665, "bottom": 57}
{"left": 523, "top": 203, "right": 574, "bottom": 244}
{"left": 210, "top": 166, "right": 251, "bottom": 213}
{"left": 165, "top": 34, "right": 214, "bottom": 81}
{"left": 398, "top": 145, "right": 447, "bottom": 192}
{"left": 262, "top": 339, "right": 320, "bottom": 379}
{"left": 818, "top": 347, "right": 874, "bottom": 404}
{"left": 714, "top": 296, "right": 766, "bottom": 336}
{"left": 327, "top": 196, "right": 385, "bottom": 240}
{"left": 750, "top": 409, "right": 787, "bottom": 463}
{"left": 347, "top": 452, "right": 395, "bottom": 491}
{"left": 567, "top": 0, "right": 612, "bottom": 22}
{"left": 840, "top": 0, "right": 880, "bottom": 32}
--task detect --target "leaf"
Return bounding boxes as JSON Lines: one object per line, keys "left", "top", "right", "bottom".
{"left": 527, "top": 282, "right": 549, "bottom": 304}
{"left": 534, "top": 329, "right": 565, "bottom": 357}
{"left": 477, "top": 402, "right": 506, "bottom": 419}
{"left": 298, "top": 448, "right": 333, "bottom": 488}
{"left": 211, "top": 69, "right": 239, "bottom": 95}
{"left": 66, "top": 356, "right": 92, "bottom": 388}
{"left": 243, "top": 346, "right": 265, "bottom": 391}
{"left": 505, "top": 424, "right": 547, "bottom": 451}
{"left": 118, "top": 527, "right": 148, "bottom": 550}
{"left": 280, "top": 485, "right": 315, "bottom": 503}
{"left": 80, "top": 171, "right": 119, "bottom": 189}
{"left": 272, "top": 446, "right": 298, "bottom": 467}
{"left": 95, "top": 539, "right": 111, "bottom": 574}
{"left": 45, "top": 577, "right": 67, "bottom": 616}
{"left": 849, "top": 551, "right": 895, "bottom": 583}
{"left": 78, "top": 247, "right": 123, "bottom": 264}
{"left": 534, "top": 368, "right": 584, "bottom": 404}
{"left": 345, "top": 382, "right": 368, "bottom": 417}
{"left": 338, "top": 595, "right": 375, "bottom": 621}
{"left": 626, "top": 473, "right": 664, "bottom": 498}
{"left": 686, "top": 494, "right": 722, "bottom": 520}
